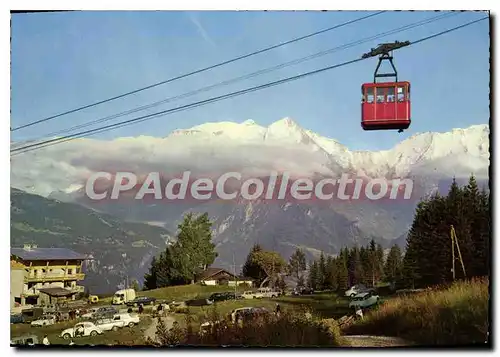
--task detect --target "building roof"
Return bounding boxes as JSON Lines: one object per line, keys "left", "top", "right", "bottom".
{"left": 11, "top": 247, "right": 87, "bottom": 261}
{"left": 11, "top": 260, "right": 25, "bottom": 269}
{"left": 199, "top": 267, "right": 236, "bottom": 280}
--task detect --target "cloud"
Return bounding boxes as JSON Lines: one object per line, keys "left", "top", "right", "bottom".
{"left": 10, "top": 121, "right": 489, "bottom": 198}
{"left": 185, "top": 12, "right": 217, "bottom": 49}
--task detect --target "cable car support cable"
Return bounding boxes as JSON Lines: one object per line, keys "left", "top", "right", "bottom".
{"left": 11, "top": 15, "right": 488, "bottom": 156}
{"left": 10, "top": 11, "right": 386, "bottom": 132}
{"left": 20, "top": 11, "right": 460, "bottom": 145}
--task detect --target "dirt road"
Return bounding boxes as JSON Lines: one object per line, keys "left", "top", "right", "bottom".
{"left": 343, "top": 335, "right": 413, "bottom": 347}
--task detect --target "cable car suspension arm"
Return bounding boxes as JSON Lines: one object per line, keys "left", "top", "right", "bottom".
{"left": 362, "top": 41, "right": 411, "bottom": 83}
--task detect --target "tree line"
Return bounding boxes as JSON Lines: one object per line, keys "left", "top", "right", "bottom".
{"left": 142, "top": 175, "right": 489, "bottom": 291}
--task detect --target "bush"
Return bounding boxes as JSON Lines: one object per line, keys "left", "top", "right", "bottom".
{"left": 342, "top": 277, "right": 489, "bottom": 345}
{"left": 153, "top": 308, "right": 342, "bottom": 347}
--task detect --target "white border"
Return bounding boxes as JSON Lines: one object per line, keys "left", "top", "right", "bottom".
{"left": 3, "top": 1, "right": 496, "bottom": 356}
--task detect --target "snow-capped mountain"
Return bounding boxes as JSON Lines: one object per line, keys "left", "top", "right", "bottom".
{"left": 10, "top": 118, "right": 490, "bottom": 269}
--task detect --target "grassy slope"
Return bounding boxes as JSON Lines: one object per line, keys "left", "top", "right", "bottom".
{"left": 342, "top": 278, "right": 489, "bottom": 345}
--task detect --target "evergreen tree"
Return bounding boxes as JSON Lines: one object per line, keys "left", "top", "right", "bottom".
{"left": 348, "top": 246, "right": 364, "bottom": 286}
{"left": 384, "top": 245, "right": 403, "bottom": 282}
{"left": 242, "top": 244, "right": 266, "bottom": 284}
{"left": 318, "top": 252, "right": 327, "bottom": 290}
{"left": 143, "top": 212, "right": 217, "bottom": 288}
{"left": 336, "top": 254, "right": 349, "bottom": 291}
{"left": 287, "top": 248, "right": 307, "bottom": 281}
{"left": 143, "top": 256, "right": 158, "bottom": 290}
{"left": 324, "top": 255, "right": 336, "bottom": 290}
{"left": 402, "top": 175, "right": 490, "bottom": 288}
{"left": 307, "top": 261, "right": 319, "bottom": 290}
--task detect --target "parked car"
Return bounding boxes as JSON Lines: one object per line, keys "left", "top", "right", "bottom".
{"left": 257, "top": 287, "right": 280, "bottom": 298}
{"left": 169, "top": 301, "right": 187, "bottom": 313}
{"left": 31, "top": 314, "right": 57, "bottom": 327}
{"left": 349, "top": 292, "right": 380, "bottom": 309}
{"left": 209, "top": 292, "right": 242, "bottom": 302}
{"left": 94, "top": 306, "right": 119, "bottom": 319}
{"left": 20, "top": 307, "right": 44, "bottom": 323}
{"left": 241, "top": 290, "right": 264, "bottom": 299}
{"left": 186, "top": 298, "right": 213, "bottom": 306}
{"left": 10, "top": 334, "right": 38, "bottom": 346}
{"left": 96, "top": 313, "right": 140, "bottom": 331}
{"left": 126, "top": 296, "right": 157, "bottom": 307}
{"left": 60, "top": 322, "right": 104, "bottom": 339}
{"left": 230, "top": 307, "right": 270, "bottom": 323}
{"left": 10, "top": 313, "right": 25, "bottom": 324}
{"left": 81, "top": 308, "right": 99, "bottom": 319}
{"left": 345, "top": 284, "right": 370, "bottom": 297}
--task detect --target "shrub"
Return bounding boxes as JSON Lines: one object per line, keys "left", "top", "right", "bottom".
{"left": 342, "top": 277, "right": 489, "bottom": 345}
{"left": 154, "top": 308, "right": 342, "bottom": 347}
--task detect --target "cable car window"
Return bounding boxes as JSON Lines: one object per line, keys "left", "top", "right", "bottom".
{"left": 365, "top": 87, "right": 374, "bottom": 103}
{"left": 397, "top": 87, "right": 405, "bottom": 102}
{"left": 387, "top": 87, "right": 395, "bottom": 102}
{"left": 376, "top": 87, "right": 385, "bottom": 103}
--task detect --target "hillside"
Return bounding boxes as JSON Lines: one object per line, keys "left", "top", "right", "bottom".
{"left": 10, "top": 188, "right": 172, "bottom": 294}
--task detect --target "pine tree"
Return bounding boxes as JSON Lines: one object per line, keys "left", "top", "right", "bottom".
{"left": 318, "top": 252, "right": 327, "bottom": 290}
{"left": 324, "top": 255, "right": 336, "bottom": 290}
{"left": 307, "top": 261, "right": 319, "bottom": 290}
{"left": 348, "top": 246, "right": 364, "bottom": 286}
{"left": 288, "top": 248, "right": 307, "bottom": 281}
{"left": 242, "top": 244, "right": 266, "bottom": 284}
{"left": 384, "top": 245, "right": 403, "bottom": 282}
{"left": 336, "top": 255, "right": 349, "bottom": 291}
{"left": 402, "top": 175, "right": 490, "bottom": 288}
{"left": 143, "top": 256, "right": 158, "bottom": 290}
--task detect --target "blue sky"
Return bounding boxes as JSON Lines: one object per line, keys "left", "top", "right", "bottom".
{"left": 10, "top": 10, "right": 489, "bottom": 151}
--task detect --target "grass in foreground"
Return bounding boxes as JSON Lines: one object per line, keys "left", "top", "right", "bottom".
{"left": 342, "top": 278, "right": 489, "bottom": 345}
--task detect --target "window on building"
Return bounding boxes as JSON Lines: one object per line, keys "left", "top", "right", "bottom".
{"left": 67, "top": 269, "right": 73, "bottom": 275}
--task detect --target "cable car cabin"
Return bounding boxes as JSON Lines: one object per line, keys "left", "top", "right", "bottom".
{"left": 361, "top": 81, "right": 411, "bottom": 131}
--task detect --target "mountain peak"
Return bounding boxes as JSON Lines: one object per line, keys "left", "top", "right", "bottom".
{"left": 269, "top": 117, "right": 299, "bottom": 128}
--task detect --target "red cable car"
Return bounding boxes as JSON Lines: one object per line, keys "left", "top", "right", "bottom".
{"left": 361, "top": 42, "right": 411, "bottom": 133}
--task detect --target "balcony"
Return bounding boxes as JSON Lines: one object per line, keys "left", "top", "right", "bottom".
{"left": 24, "top": 273, "right": 85, "bottom": 283}
{"left": 22, "top": 285, "right": 86, "bottom": 297}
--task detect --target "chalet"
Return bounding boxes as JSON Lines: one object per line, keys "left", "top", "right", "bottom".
{"left": 198, "top": 268, "right": 236, "bottom": 286}
{"left": 197, "top": 267, "right": 253, "bottom": 287}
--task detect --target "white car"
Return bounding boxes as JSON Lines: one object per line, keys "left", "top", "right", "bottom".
{"left": 345, "top": 284, "right": 369, "bottom": 297}
{"left": 349, "top": 292, "right": 380, "bottom": 309}
{"left": 241, "top": 291, "right": 264, "bottom": 299}
{"left": 31, "top": 315, "right": 56, "bottom": 327}
{"left": 257, "top": 288, "right": 280, "bottom": 298}
{"left": 60, "top": 322, "right": 103, "bottom": 340}
{"left": 96, "top": 313, "right": 140, "bottom": 331}
{"left": 81, "top": 308, "right": 98, "bottom": 320}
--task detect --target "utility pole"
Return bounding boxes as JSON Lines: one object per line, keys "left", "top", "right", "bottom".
{"left": 232, "top": 252, "right": 237, "bottom": 295}
{"left": 450, "top": 225, "right": 466, "bottom": 280}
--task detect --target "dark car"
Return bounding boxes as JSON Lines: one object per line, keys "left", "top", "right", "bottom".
{"left": 20, "top": 307, "right": 44, "bottom": 323}
{"left": 186, "top": 298, "right": 213, "bottom": 307}
{"left": 94, "top": 306, "right": 119, "bottom": 319}
{"left": 209, "top": 292, "right": 241, "bottom": 303}
{"left": 127, "top": 296, "right": 157, "bottom": 307}
{"left": 10, "top": 313, "right": 25, "bottom": 324}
